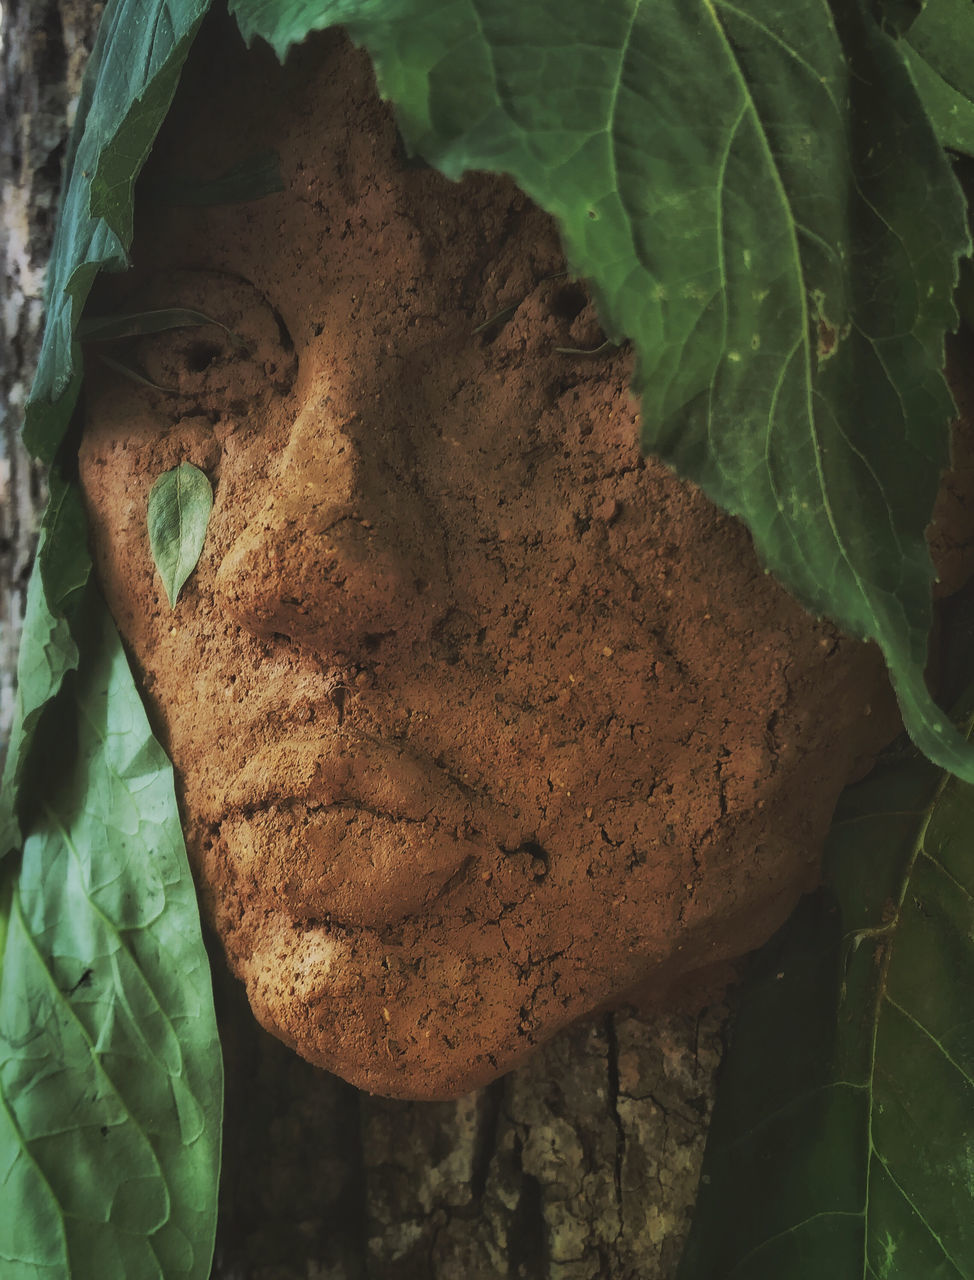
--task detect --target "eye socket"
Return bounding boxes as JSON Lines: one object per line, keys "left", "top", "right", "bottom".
{"left": 183, "top": 339, "right": 222, "bottom": 373}
{"left": 91, "top": 269, "right": 297, "bottom": 414}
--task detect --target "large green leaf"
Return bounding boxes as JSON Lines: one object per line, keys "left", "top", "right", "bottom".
{"left": 23, "top": 0, "right": 211, "bottom": 465}
{"left": 901, "top": 0, "right": 974, "bottom": 156}
{"left": 0, "top": 590, "right": 222, "bottom": 1278}
{"left": 4, "top": 0, "right": 220, "bottom": 856}
{"left": 6, "top": 0, "right": 214, "bottom": 846}
{"left": 232, "top": 0, "right": 974, "bottom": 781}
{"left": 677, "top": 709, "right": 974, "bottom": 1278}
{"left": 0, "top": 470, "right": 90, "bottom": 859}
{"left": 3, "top": 7, "right": 226, "bottom": 1265}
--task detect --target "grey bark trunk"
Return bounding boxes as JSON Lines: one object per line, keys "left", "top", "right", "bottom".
{"left": 0, "top": 4, "right": 723, "bottom": 1274}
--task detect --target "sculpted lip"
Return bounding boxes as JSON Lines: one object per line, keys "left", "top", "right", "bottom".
{"left": 217, "top": 732, "right": 501, "bottom": 931}
{"left": 221, "top": 732, "right": 466, "bottom": 822}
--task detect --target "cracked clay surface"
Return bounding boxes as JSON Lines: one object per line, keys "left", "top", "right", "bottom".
{"left": 78, "top": 26, "right": 903, "bottom": 1098}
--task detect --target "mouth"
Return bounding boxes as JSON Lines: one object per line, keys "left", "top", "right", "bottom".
{"left": 216, "top": 732, "right": 500, "bottom": 930}
{"left": 221, "top": 731, "right": 463, "bottom": 821}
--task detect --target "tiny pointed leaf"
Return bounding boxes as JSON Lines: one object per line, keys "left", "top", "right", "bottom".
{"left": 147, "top": 463, "right": 213, "bottom": 608}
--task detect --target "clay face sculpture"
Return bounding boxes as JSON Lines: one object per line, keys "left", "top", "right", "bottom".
{"left": 78, "top": 28, "right": 899, "bottom": 1098}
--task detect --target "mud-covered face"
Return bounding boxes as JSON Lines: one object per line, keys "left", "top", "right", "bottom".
{"left": 78, "top": 29, "right": 896, "bottom": 1098}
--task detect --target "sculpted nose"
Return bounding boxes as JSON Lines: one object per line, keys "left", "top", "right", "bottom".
{"left": 214, "top": 408, "right": 445, "bottom": 654}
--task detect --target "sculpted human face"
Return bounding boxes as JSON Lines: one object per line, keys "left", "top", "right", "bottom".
{"left": 79, "top": 31, "right": 896, "bottom": 1098}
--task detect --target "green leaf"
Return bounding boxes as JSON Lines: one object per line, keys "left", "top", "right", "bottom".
{"left": 23, "top": 0, "right": 212, "bottom": 466}
{"left": 147, "top": 463, "right": 214, "bottom": 608}
{"left": 901, "top": 0, "right": 974, "bottom": 156}
{"left": 0, "top": 470, "right": 91, "bottom": 861}
{"left": 870, "top": 0, "right": 924, "bottom": 37}
{"left": 78, "top": 307, "right": 231, "bottom": 342}
{"left": 94, "top": 351, "right": 183, "bottom": 393}
{"left": 142, "top": 148, "right": 285, "bottom": 204}
{"left": 902, "top": 45, "right": 974, "bottom": 157}
{"left": 0, "top": 592, "right": 222, "bottom": 1278}
{"left": 905, "top": 0, "right": 974, "bottom": 107}
{"left": 677, "top": 710, "right": 974, "bottom": 1278}
{"left": 229, "top": 0, "right": 974, "bottom": 780}
{"left": 957, "top": 259, "right": 974, "bottom": 335}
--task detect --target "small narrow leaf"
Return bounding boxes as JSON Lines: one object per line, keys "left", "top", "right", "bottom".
{"left": 95, "top": 352, "right": 182, "bottom": 394}
{"left": 143, "top": 148, "right": 285, "bottom": 205}
{"left": 147, "top": 463, "right": 213, "bottom": 608}
{"left": 78, "top": 307, "right": 230, "bottom": 342}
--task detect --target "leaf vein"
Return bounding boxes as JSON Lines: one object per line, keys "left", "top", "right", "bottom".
{"left": 871, "top": 1151, "right": 967, "bottom": 1275}
{"left": 883, "top": 993, "right": 974, "bottom": 1091}
{"left": 724, "top": 1209, "right": 865, "bottom": 1280}
{"left": 919, "top": 846, "right": 974, "bottom": 907}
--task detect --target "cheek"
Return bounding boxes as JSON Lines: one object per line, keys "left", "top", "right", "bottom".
{"left": 78, "top": 270, "right": 298, "bottom": 642}
{"left": 79, "top": 384, "right": 222, "bottom": 644}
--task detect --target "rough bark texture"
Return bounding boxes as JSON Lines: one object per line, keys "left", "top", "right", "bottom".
{"left": 0, "top": 0, "right": 103, "bottom": 744}
{"left": 0, "top": 4, "right": 722, "bottom": 1274}
{"left": 212, "top": 956, "right": 725, "bottom": 1280}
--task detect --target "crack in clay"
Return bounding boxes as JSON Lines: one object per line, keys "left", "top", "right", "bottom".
{"left": 223, "top": 798, "right": 431, "bottom": 825}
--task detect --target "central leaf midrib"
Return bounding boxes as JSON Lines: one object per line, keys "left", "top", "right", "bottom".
{"left": 604, "top": 0, "right": 642, "bottom": 216}
{"left": 702, "top": 0, "right": 866, "bottom": 608}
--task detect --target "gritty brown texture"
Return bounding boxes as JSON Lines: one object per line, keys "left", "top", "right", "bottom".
{"left": 79, "top": 26, "right": 901, "bottom": 1099}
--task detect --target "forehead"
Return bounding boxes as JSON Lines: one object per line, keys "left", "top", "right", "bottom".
{"left": 110, "top": 24, "right": 649, "bottom": 498}
{"left": 133, "top": 32, "right": 564, "bottom": 365}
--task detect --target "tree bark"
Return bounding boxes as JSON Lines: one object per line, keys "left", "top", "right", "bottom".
{"left": 211, "top": 955, "right": 725, "bottom": 1279}
{"left": 0, "top": 6, "right": 723, "bottom": 1274}
{"left": 1, "top": 0, "right": 100, "bottom": 742}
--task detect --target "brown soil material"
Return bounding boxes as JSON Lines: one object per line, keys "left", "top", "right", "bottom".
{"left": 79, "top": 26, "right": 905, "bottom": 1099}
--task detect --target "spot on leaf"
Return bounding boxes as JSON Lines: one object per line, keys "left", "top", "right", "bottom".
{"left": 809, "top": 288, "right": 849, "bottom": 366}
